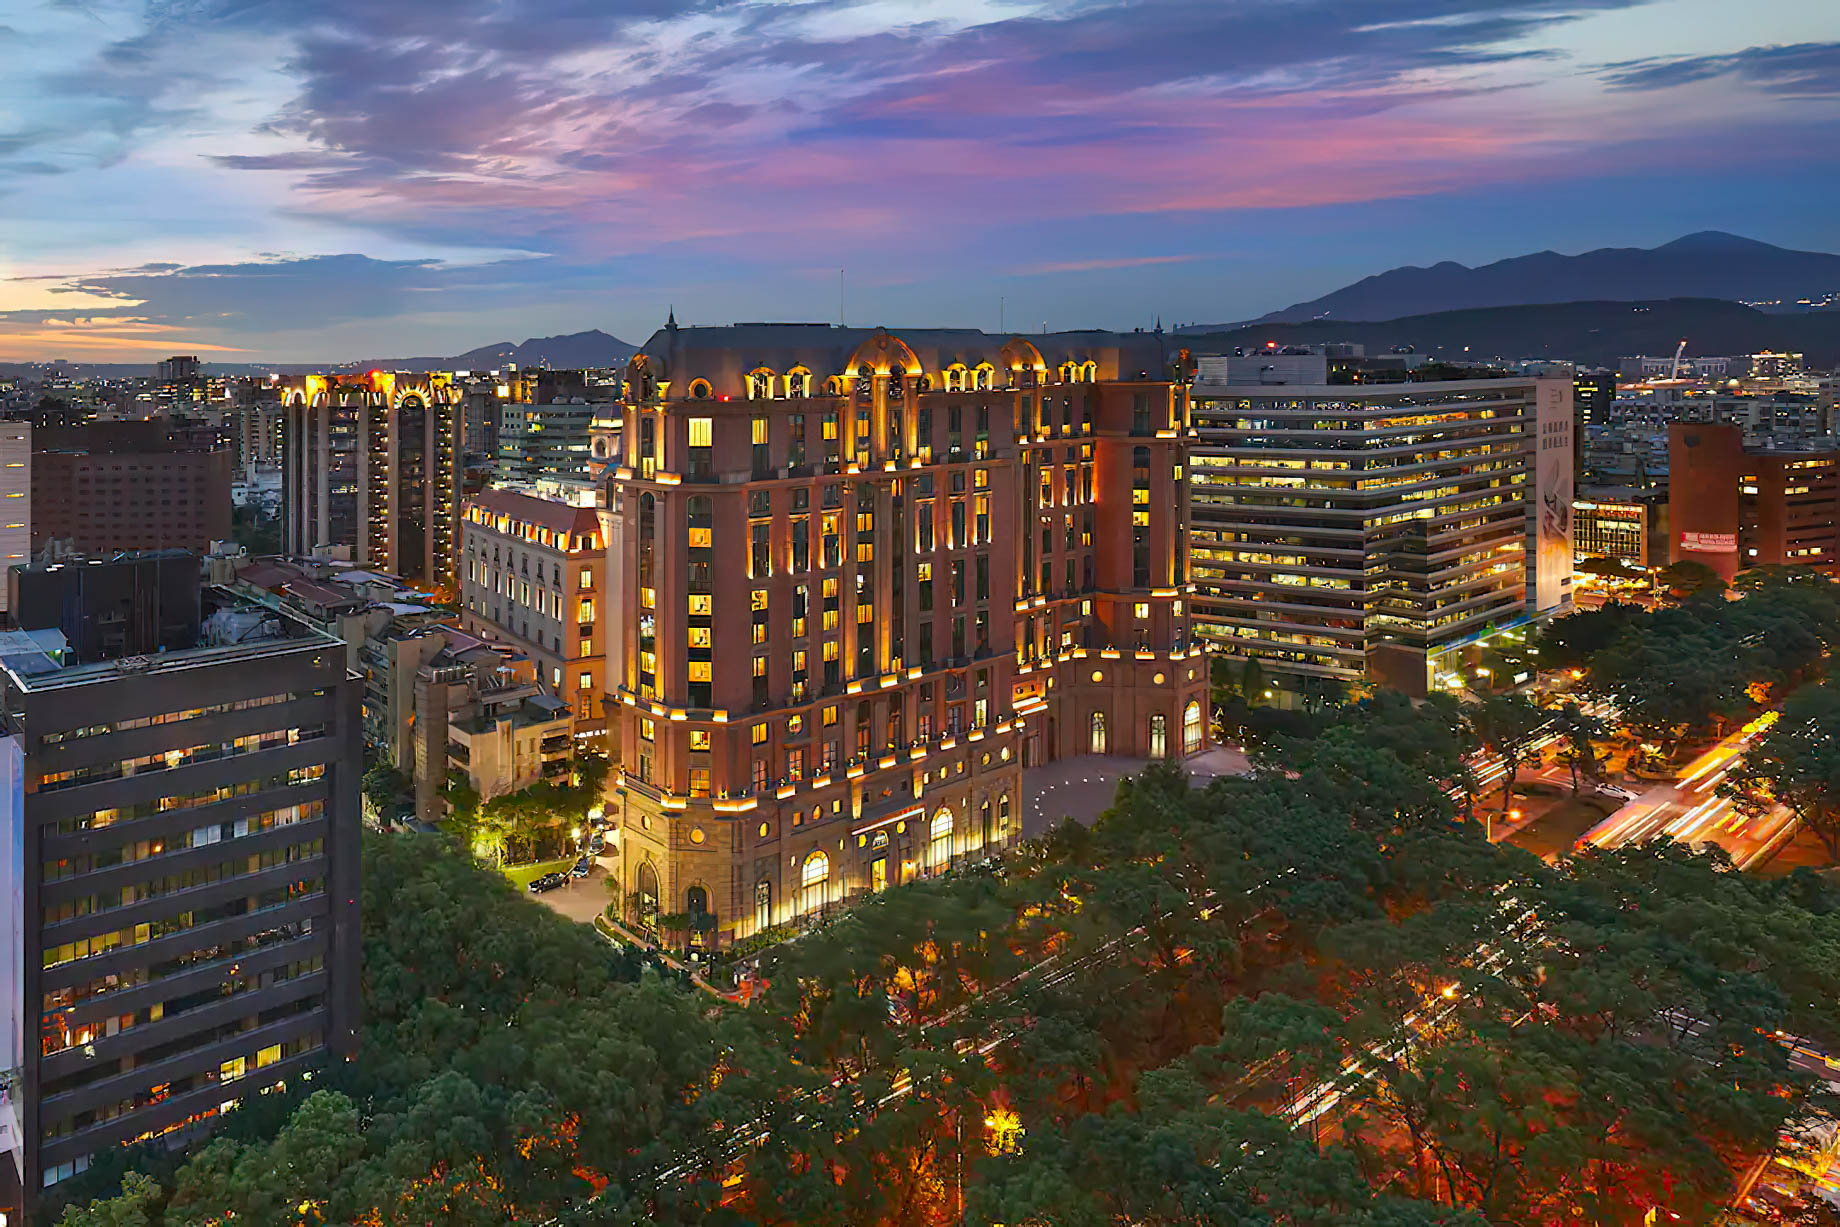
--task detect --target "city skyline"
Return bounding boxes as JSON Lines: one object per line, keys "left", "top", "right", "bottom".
{"left": 2, "top": 0, "right": 1838, "bottom": 363}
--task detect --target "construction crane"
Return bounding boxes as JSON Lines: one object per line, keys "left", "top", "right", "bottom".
{"left": 1669, "top": 338, "right": 1687, "bottom": 380}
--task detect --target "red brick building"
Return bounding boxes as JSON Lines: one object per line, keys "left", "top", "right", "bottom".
{"left": 31, "top": 421, "right": 232, "bottom": 556}
{"left": 603, "top": 323, "right": 1208, "bottom": 944}
{"left": 1670, "top": 422, "right": 1840, "bottom": 580}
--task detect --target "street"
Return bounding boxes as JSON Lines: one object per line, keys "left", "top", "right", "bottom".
{"left": 1579, "top": 714, "right": 1799, "bottom": 870}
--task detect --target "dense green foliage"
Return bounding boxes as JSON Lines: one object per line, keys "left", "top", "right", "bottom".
{"left": 1543, "top": 567, "right": 1840, "bottom": 753}
{"left": 54, "top": 697, "right": 1840, "bottom": 1226}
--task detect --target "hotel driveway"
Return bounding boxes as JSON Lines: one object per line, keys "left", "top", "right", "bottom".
{"left": 1021, "top": 746, "right": 1252, "bottom": 837}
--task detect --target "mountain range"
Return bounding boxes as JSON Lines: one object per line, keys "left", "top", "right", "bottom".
{"left": 1178, "top": 297, "right": 1840, "bottom": 369}
{"left": 337, "top": 328, "right": 639, "bottom": 372}
{"left": 1218, "top": 232, "right": 1840, "bottom": 327}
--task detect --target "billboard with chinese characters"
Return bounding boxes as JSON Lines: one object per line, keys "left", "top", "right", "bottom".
{"left": 1679, "top": 531, "right": 1739, "bottom": 553}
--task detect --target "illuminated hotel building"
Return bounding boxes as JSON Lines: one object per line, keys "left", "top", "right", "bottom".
{"left": 1189, "top": 367, "right": 1573, "bottom": 696}
{"left": 278, "top": 373, "right": 464, "bottom": 592}
{"left": 601, "top": 323, "right": 1206, "bottom": 943}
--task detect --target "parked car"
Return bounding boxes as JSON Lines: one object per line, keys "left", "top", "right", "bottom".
{"left": 586, "top": 833, "right": 605, "bottom": 855}
{"left": 571, "top": 857, "right": 592, "bottom": 879}
{"left": 528, "top": 872, "right": 567, "bottom": 894}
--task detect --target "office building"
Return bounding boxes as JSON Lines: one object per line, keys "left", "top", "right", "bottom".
{"left": 155, "top": 356, "right": 201, "bottom": 385}
{"left": 1573, "top": 486, "right": 1669, "bottom": 569}
{"left": 278, "top": 373, "right": 464, "bottom": 592}
{"left": 459, "top": 487, "right": 607, "bottom": 740}
{"left": 0, "top": 561, "right": 361, "bottom": 1216}
{"left": 1670, "top": 423, "right": 1839, "bottom": 580}
{"left": 601, "top": 323, "right": 1206, "bottom": 945}
{"left": 1189, "top": 370, "right": 1573, "bottom": 696}
{"left": 498, "top": 401, "right": 599, "bottom": 483}
{"left": 0, "top": 423, "right": 28, "bottom": 615}
{"left": 31, "top": 423, "right": 233, "bottom": 557}
{"left": 1747, "top": 351, "right": 1805, "bottom": 382}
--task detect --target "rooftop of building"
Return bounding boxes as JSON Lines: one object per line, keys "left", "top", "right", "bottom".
{"left": 464, "top": 486, "right": 602, "bottom": 539}
{"left": 1576, "top": 484, "right": 1668, "bottom": 503}
{"left": 2, "top": 583, "right": 340, "bottom": 692}
{"left": 231, "top": 555, "right": 439, "bottom": 612}
{"left": 631, "top": 321, "right": 1184, "bottom": 396}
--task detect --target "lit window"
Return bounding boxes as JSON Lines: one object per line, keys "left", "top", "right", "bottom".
{"left": 1134, "top": 602, "right": 1149, "bottom": 619}
{"left": 688, "top": 417, "right": 713, "bottom": 447}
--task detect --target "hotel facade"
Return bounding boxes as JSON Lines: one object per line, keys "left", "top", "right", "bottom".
{"left": 601, "top": 324, "right": 1207, "bottom": 944}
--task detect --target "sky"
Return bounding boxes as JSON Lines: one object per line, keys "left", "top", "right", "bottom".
{"left": 1, "top": 0, "right": 1837, "bottom": 363}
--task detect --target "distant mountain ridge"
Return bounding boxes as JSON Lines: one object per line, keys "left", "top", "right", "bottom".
{"left": 1177, "top": 297, "right": 1840, "bottom": 369}
{"left": 338, "top": 328, "right": 638, "bottom": 372}
{"left": 1229, "top": 232, "right": 1840, "bottom": 326}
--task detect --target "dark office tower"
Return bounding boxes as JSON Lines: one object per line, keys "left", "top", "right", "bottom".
{"left": 9, "top": 552, "right": 200, "bottom": 664}
{"left": 278, "top": 372, "right": 464, "bottom": 592}
{"left": 0, "top": 569, "right": 362, "bottom": 1217}
{"left": 31, "top": 423, "right": 233, "bottom": 557}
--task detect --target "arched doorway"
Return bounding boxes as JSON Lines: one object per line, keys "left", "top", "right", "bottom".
{"left": 686, "top": 884, "right": 712, "bottom": 948}
{"left": 1149, "top": 713, "right": 1167, "bottom": 759}
{"left": 635, "top": 861, "right": 660, "bottom": 924}
{"left": 1089, "top": 711, "right": 1107, "bottom": 755}
{"left": 1183, "top": 700, "right": 1203, "bottom": 755}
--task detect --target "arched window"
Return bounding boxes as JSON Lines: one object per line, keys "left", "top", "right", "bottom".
{"left": 687, "top": 884, "right": 710, "bottom": 925}
{"left": 688, "top": 378, "right": 713, "bottom": 399}
{"left": 973, "top": 363, "right": 994, "bottom": 391}
{"left": 1183, "top": 700, "right": 1203, "bottom": 755}
{"left": 1058, "top": 361, "right": 1078, "bottom": 384}
{"left": 1089, "top": 711, "right": 1107, "bottom": 755}
{"left": 998, "top": 793, "right": 1011, "bottom": 833}
{"left": 1149, "top": 713, "right": 1167, "bottom": 759}
{"left": 945, "top": 364, "right": 967, "bottom": 393}
{"left": 787, "top": 366, "right": 812, "bottom": 398}
{"left": 748, "top": 368, "right": 777, "bottom": 400}
{"left": 930, "top": 808, "right": 954, "bottom": 869}
{"left": 800, "top": 850, "right": 830, "bottom": 914}
{"left": 754, "top": 879, "right": 771, "bottom": 932}
{"left": 1080, "top": 361, "right": 1098, "bottom": 383}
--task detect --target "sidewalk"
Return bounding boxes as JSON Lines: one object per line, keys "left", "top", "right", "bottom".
{"left": 593, "top": 911, "right": 743, "bottom": 1003}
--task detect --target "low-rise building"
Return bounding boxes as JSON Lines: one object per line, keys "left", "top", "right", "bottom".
{"left": 458, "top": 488, "right": 606, "bottom": 743}
{"left": 410, "top": 632, "right": 574, "bottom": 823}
{"left": 1573, "top": 486, "right": 1669, "bottom": 569}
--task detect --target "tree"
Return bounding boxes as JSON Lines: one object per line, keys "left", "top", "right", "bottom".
{"left": 53, "top": 1172, "right": 160, "bottom": 1227}
{"left": 362, "top": 762, "right": 409, "bottom": 820}
{"left": 1552, "top": 701, "right": 1606, "bottom": 794}
{"left": 1465, "top": 693, "right": 1547, "bottom": 807}
{"left": 1657, "top": 557, "right": 1727, "bottom": 599}
{"left": 1536, "top": 600, "right": 1647, "bottom": 672}
{"left": 1727, "top": 681, "right": 1840, "bottom": 861}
